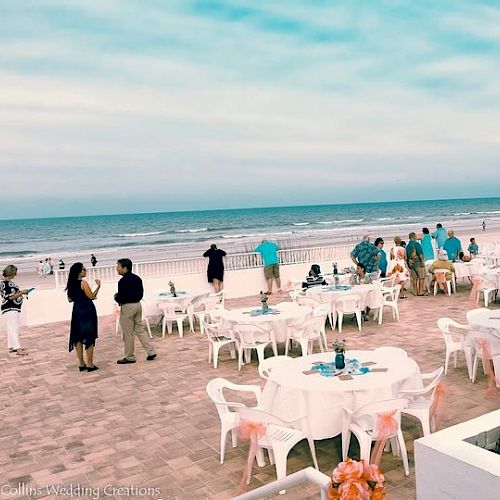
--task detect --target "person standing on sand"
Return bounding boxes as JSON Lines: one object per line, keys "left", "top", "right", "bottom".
{"left": 203, "top": 244, "right": 226, "bottom": 292}
{"left": 37, "top": 260, "right": 43, "bottom": 276}
{"left": 431, "top": 223, "right": 448, "bottom": 249}
{"left": 406, "top": 232, "right": 426, "bottom": 296}
{"left": 255, "top": 240, "right": 281, "bottom": 294}
{"left": 482, "top": 221, "right": 486, "bottom": 231}
{"left": 66, "top": 263, "right": 100, "bottom": 372}
{"left": 420, "top": 227, "right": 435, "bottom": 261}
{"left": 114, "top": 258, "right": 156, "bottom": 364}
{"left": 443, "top": 230, "right": 462, "bottom": 262}
{"left": 1, "top": 265, "right": 30, "bottom": 355}
{"left": 90, "top": 254, "right": 97, "bottom": 267}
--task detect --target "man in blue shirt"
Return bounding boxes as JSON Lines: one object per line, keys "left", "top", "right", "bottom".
{"left": 443, "top": 230, "right": 462, "bottom": 261}
{"left": 255, "top": 240, "right": 281, "bottom": 294}
{"left": 431, "top": 223, "right": 448, "bottom": 249}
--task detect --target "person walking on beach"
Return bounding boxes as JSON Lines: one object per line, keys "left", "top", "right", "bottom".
{"left": 42, "top": 258, "right": 51, "bottom": 278}
{"left": 482, "top": 221, "right": 486, "bottom": 231}
{"left": 431, "top": 223, "right": 448, "bottom": 249}
{"left": 350, "top": 235, "right": 381, "bottom": 274}
{"left": 255, "top": 240, "right": 281, "bottom": 294}
{"left": 406, "top": 232, "right": 426, "bottom": 296}
{"left": 114, "top": 258, "right": 156, "bottom": 364}
{"left": 66, "top": 263, "right": 100, "bottom": 372}
{"left": 37, "top": 260, "right": 43, "bottom": 277}
{"left": 203, "top": 244, "right": 226, "bottom": 292}
{"left": 90, "top": 254, "right": 97, "bottom": 267}
{"left": 1, "top": 265, "right": 30, "bottom": 355}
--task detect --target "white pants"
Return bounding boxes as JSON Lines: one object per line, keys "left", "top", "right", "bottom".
{"left": 3, "top": 311, "right": 21, "bottom": 350}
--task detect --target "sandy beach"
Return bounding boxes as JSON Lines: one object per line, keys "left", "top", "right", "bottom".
{"left": 12, "top": 221, "right": 500, "bottom": 290}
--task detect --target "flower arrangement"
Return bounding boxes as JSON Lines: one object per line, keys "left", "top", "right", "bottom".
{"left": 328, "top": 459, "right": 386, "bottom": 500}
{"left": 332, "top": 339, "right": 347, "bottom": 353}
{"left": 168, "top": 281, "right": 177, "bottom": 297}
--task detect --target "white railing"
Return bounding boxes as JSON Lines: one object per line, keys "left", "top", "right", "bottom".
{"left": 53, "top": 243, "right": 353, "bottom": 289}
{"left": 233, "top": 467, "right": 331, "bottom": 500}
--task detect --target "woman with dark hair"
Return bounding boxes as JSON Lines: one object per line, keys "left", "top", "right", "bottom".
{"left": 66, "top": 262, "right": 100, "bottom": 372}
{"left": 203, "top": 244, "right": 226, "bottom": 292}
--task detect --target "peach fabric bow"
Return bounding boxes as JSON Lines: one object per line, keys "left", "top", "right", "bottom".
{"left": 434, "top": 270, "right": 447, "bottom": 291}
{"left": 371, "top": 411, "right": 398, "bottom": 467}
{"left": 236, "top": 420, "right": 267, "bottom": 494}
{"left": 469, "top": 276, "right": 482, "bottom": 304}
{"left": 475, "top": 338, "right": 499, "bottom": 398}
{"left": 429, "top": 382, "right": 447, "bottom": 432}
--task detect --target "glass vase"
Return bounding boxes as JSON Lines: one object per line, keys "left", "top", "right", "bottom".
{"left": 335, "top": 351, "right": 345, "bottom": 370}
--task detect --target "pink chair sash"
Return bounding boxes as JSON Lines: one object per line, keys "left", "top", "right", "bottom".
{"left": 469, "top": 276, "right": 482, "bottom": 304}
{"left": 434, "top": 270, "right": 447, "bottom": 291}
{"left": 371, "top": 411, "right": 398, "bottom": 467}
{"left": 429, "top": 383, "right": 447, "bottom": 432}
{"left": 475, "top": 338, "right": 499, "bottom": 398}
{"left": 236, "top": 420, "right": 267, "bottom": 493}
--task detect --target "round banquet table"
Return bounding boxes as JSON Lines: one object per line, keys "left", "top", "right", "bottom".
{"left": 306, "top": 283, "right": 383, "bottom": 310}
{"left": 156, "top": 289, "right": 210, "bottom": 309}
{"left": 260, "top": 350, "right": 422, "bottom": 440}
{"left": 218, "top": 302, "right": 313, "bottom": 343}
{"left": 466, "top": 308, "right": 500, "bottom": 387}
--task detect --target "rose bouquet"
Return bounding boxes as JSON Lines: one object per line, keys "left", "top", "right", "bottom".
{"left": 328, "top": 459, "right": 386, "bottom": 500}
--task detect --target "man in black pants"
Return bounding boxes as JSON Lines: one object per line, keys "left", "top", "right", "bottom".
{"left": 114, "top": 258, "right": 156, "bottom": 364}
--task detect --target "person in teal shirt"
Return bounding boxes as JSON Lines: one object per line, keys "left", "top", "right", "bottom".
{"left": 420, "top": 227, "right": 435, "bottom": 261}
{"left": 374, "top": 237, "right": 387, "bottom": 277}
{"left": 468, "top": 237, "right": 479, "bottom": 257}
{"left": 255, "top": 240, "right": 281, "bottom": 293}
{"left": 431, "top": 223, "right": 448, "bottom": 249}
{"left": 443, "top": 230, "right": 462, "bottom": 261}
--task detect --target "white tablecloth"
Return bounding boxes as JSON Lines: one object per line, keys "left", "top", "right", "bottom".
{"left": 306, "top": 284, "right": 383, "bottom": 310}
{"left": 218, "top": 302, "right": 313, "bottom": 343}
{"left": 466, "top": 308, "right": 500, "bottom": 387}
{"left": 261, "top": 350, "right": 421, "bottom": 440}
{"left": 480, "top": 268, "right": 500, "bottom": 290}
{"left": 156, "top": 290, "right": 209, "bottom": 309}
{"left": 453, "top": 260, "right": 484, "bottom": 280}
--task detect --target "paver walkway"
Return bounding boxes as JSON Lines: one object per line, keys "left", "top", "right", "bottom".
{"left": 0, "top": 287, "right": 499, "bottom": 499}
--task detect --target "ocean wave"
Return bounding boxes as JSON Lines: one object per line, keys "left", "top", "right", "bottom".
{"left": 117, "top": 231, "right": 163, "bottom": 237}
{"left": 376, "top": 217, "right": 393, "bottom": 221}
{"left": 476, "top": 210, "right": 500, "bottom": 215}
{"left": 175, "top": 227, "right": 209, "bottom": 233}
{"left": 334, "top": 219, "right": 364, "bottom": 223}
{"left": 293, "top": 222, "right": 310, "bottom": 226}
{"left": 0, "top": 250, "right": 37, "bottom": 257}
{"left": 317, "top": 221, "right": 333, "bottom": 224}
{"left": 453, "top": 212, "right": 471, "bottom": 216}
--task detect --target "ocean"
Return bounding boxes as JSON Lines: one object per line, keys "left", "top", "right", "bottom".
{"left": 1, "top": 197, "right": 499, "bottom": 269}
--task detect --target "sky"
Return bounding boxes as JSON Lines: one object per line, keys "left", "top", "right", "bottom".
{"left": 1, "top": 0, "right": 500, "bottom": 218}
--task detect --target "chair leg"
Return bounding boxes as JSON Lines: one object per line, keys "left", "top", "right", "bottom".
{"left": 213, "top": 344, "right": 221, "bottom": 369}
{"left": 144, "top": 317, "right": 152, "bottom": 339}
{"left": 464, "top": 346, "right": 473, "bottom": 380}
{"left": 338, "top": 312, "right": 343, "bottom": 333}
{"left": 420, "top": 412, "right": 431, "bottom": 437}
{"left": 444, "top": 348, "right": 450, "bottom": 375}
{"left": 299, "top": 339, "right": 308, "bottom": 356}
{"left": 162, "top": 318, "right": 167, "bottom": 338}
{"left": 454, "top": 350, "right": 458, "bottom": 368}
{"left": 238, "top": 348, "right": 243, "bottom": 371}
{"left": 378, "top": 306, "right": 383, "bottom": 325}
{"left": 355, "top": 311, "right": 362, "bottom": 331}
{"left": 220, "top": 429, "right": 229, "bottom": 464}
{"left": 341, "top": 429, "right": 351, "bottom": 460}
{"left": 177, "top": 319, "right": 183, "bottom": 338}
{"left": 208, "top": 343, "right": 213, "bottom": 364}
{"left": 397, "top": 429, "right": 410, "bottom": 476}
{"left": 472, "top": 354, "right": 479, "bottom": 383}
{"left": 307, "top": 437, "right": 319, "bottom": 470}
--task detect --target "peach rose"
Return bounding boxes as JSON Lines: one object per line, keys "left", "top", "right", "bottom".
{"left": 338, "top": 479, "right": 370, "bottom": 500}
{"left": 328, "top": 484, "right": 341, "bottom": 500}
{"left": 371, "top": 486, "right": 386, "bottom": 500}
{"left": 362, "top": 461, "right": 385, "bottom": 488}
{"left": 332, "top": 458, "right": 364, "bottom": 483}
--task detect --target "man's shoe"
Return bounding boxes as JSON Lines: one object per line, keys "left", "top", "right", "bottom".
{"left": 117, "top": 358, "right": 136, "bottom": 364}
{"left": 87, "top": 365, "right": 99, "bottom": 372}
{"left": 146, "top": 354, "right": 157, "bottom": 361}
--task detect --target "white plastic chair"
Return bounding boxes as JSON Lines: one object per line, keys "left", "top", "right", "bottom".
{"left": 307, "top": 289, "right": 337, "bottom": 330}
{"left": 296, "top": 295, "right": 322, "bottom": 309}
{"left": 437, "top": 318, "right": 471, "bottom": 378}
{"left": 233, "top": 324, "right": 278, "bottom": 371}
{"left": 335, "top": 295, "right": 362, "bottom": 333}
{"left": 258, "top": 355, "right": 294, "bottom": 380}
{"left": 234, "top": 406, "right": 319, "bottom": 486}
{"left": 159, "top": 301, "right": 189, "bottom": 338}
{"left": 285, "top": 313, "right": 326, "bottom": 356}
{"left": 342, "top": 398, "right": 410, "bottom": 476}
{"left": 476, "top": 274, "right": 498, "bottom": 307}
{"left": 206, "top": 378, "right": 262, "bottom": 464}
{"left": 398, "top": 367, "right": 444, "bottom": 437}
{"left": 191, "top": 291, "right": 225, "bottom": 334}
{"left": 378, "top": 284, "right": 401, "bottom": 325}
{"left": 433, "top": 270, "right": 452, "bottom": 296}
{"left": 379, "top": 275, "right": 397, "bottom": 287}
{"left": 187, "top": 292, "right": 211, "bottom": 333}
{"left": 202, "top": 320, "right": 236, "bottom": 369}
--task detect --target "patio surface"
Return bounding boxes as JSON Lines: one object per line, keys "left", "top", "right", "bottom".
{"left": 0, "top": 286, "right": 499, "bottom": 500}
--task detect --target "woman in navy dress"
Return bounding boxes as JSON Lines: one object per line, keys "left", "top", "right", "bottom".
{"left": 203, "top": 244, "right": 226, "bottom": 292}
{"left": 66, "top": 262, "right": 101, "bottom": 372}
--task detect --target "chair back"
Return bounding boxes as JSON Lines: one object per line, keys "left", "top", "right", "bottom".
{"left": 234, "top": 323, "right": 271, "bottom": 345}
{"left": 258, "top": 356, "right": 293, "bottom": 380}
{"left": 437, "top": 317, "right": 467, "bottom": 346}
{"left": 235, "top": 406, "right": 291, "bottom": 430}
{"left": 296, "top": 296, "right": 321, "bottom": 309}
{"left": 159, "top": 301, "right": 189, "bottom": 318}
{"left": 141, "top": 299, "right": 162, "bottom": 317}
{"left": 289, "top": 290, "right": 302, "bottom": 302}
{"left": 422, "top": 367, "right": 444, "bottom": 397}
{"left": 379, "top": 275, "right": 397, "bottom": 287}
{"left": 207, "top": 290, "right": 225, "bottom": 309}
{"left": 206, "top": 378, "right": 238, "bottom": 419}
{"left": 335, "top": 294, "right": 361, "bottom": 313}
{"left": 351, "top": 398, "right": 408, "bottom": 435}
{"left": 201, "top": 319, "right": 226, "bottom": 342}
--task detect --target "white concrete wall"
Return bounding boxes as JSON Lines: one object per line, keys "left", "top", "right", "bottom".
{"left": 415, "top": 409, "right": 500, "bottom": 500}
{"left": 8, "top": 259, "right": 351, "bottom": 327}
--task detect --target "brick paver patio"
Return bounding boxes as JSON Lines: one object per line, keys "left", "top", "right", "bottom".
{"left": 0, "top": 286, "right": 499, "bottom": 499}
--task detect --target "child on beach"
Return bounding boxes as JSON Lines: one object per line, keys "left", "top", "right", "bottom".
{"left": 1, "top": 265, "right": 30, "bottom": 355}
{"left": 468, "top": 238, "right": 479, "bottom": 258}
